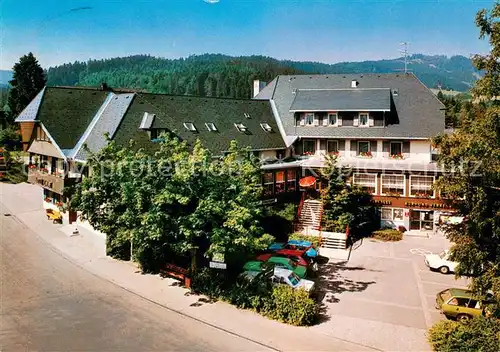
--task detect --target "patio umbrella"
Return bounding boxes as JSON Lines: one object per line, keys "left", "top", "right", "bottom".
{"left": 299, "top": 176, "right": 316, "bottom": 188}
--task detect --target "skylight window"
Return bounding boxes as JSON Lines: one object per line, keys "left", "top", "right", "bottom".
{"left": 205, "top": 122, "right": 217, "bottom": 132}
{"left": 183, "top": 122, "right": 197, "bottom": 132}
{"left": 260, "top": 123, "right": 273, "bottom": 132}
{"left": 234, "top": 123, "right": 247, "bottom": 133}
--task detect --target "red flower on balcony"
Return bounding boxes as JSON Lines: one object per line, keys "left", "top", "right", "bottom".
{"left": 328, "top": 151, "right": 340, "bottom": 156}
{"left": 390, "top": 153, "right": 404, "bottom": 160}
{"left": 28, "top": 164, "right": 37, "bottom": 169}
{"left": 40, "top": 167, "right": 49, "bottom": 173}
{"left": 359, "top": 150, "right": 372, "bottom": 158}
{"left": 303, "top": 151, "right": 314, "bottom": 156}
{"left": 44, "top": 197, "right": 52, "bottom": 203}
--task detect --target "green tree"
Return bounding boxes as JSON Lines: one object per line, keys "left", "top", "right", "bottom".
{"left": 433, "top": 3, "right": 500, "bottom": 316}
{"left": 71, "top": 134, "right": 273, "bottom": 272}
{"left": 8, "top": 53, "right": 46, "bottom": 122}
{"left": 320, "top": 154, "right": 376, "bottom": 236}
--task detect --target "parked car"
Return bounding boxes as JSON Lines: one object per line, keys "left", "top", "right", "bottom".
{"left": 256, "top": 253, "right": 310, "bottom": 268}
{"left": 240, "top": 268, "right": 315, "bottom": 293}
{"left": 425, "top": 250, "right": 458, "bottom": 274}
{"left": 435, "top": 288, "right": 495, "bottom": 322}
{"left": 268, "top": 240, "right": 319, "bottom": 258}
{"left": 243, "top": 256, "right": 307, "bottom": 278}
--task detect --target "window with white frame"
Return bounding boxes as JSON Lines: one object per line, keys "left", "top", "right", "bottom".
{"left": 353, "top": 173, "right": 377, "bottom": 194}
{"left": 305, "top": 113, "right": 314, "bottom": 125}
{"left": 357, "top": 141, "right": 371, "bottom": 155}
{"left": 359, "top": 113, "right": 369, "bottom": 126}
{"left": 410, "top": 175, "right": 434, "bottom": 197}
{"left": 303, "top": 139, "right": 316, "bottom": 155}
{"left": 381, "top": 208, "right": 404, "bottom": 221}
{"left": 286, "top": 169, "right": 296, "bottom": 192}
{"left": 263, "top": 172, "right": 274, "bottom": 196}
{"left": 381, "top": 174, "right": 405, "bottom": 196}
{"left": 328, "top": 113, "right": 338, "bottom": 126}
{"left": 327, "top": 140, "right": 338, "bottom": 154}
{"left": 390, "top": 142, "right": 403, "bottom": 156}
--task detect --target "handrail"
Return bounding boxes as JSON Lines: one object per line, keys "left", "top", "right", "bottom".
{"left": 317, "top": 202, "right": 324, "bottom": 247}
{"left": 294, "top": 192, "right": 306, "bottom": 232}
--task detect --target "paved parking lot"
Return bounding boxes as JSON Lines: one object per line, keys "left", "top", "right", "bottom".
{"left": 312, "top": 233, "right": 469, "bottom": 351}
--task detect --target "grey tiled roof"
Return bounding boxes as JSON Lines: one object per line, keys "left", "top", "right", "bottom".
{"left": 113, "top": 93, "right": 286, "bottom": 155}
{"left": 260, "top": 73, "right": 445, "bottom": 139}
{"left": 73, "top": 92, "right": 135, "bottom": 161}
{"left": 15, "top": 88, "right": 46, "bottom": 122}
{"left": 289, "top": 88, "right": 391, "bottom": 112}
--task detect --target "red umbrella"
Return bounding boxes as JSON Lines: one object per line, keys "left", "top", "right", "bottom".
{"left": 299, "top": 176, "right": 316, "bottom": 188}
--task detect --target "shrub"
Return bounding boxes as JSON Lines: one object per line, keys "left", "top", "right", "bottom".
{"left": 261, "top": 285, "right": 318, "bottom": 326}
{"left": 371, "top": 229, "right": 403, "bottom": 242}
{"left": 428, "top": 316, "right": 500, "bottom": 352}
{"left": 191, "top": 268, "right": 319, "bottom": 326}
{"left": 289, "top": 232, "right": 321, "bottom": 248}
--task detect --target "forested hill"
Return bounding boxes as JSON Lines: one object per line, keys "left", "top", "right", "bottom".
{"left": 45, "top": 53, "right": 478, "bottom": 98}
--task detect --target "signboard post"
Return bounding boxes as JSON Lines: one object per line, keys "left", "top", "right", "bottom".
{"left": 210, "top": 252, "right": 227, "bottom": 270}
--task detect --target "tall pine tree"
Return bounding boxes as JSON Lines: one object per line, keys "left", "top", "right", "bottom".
{"left": 8, "top": 53, "right": 46, "bottom": 123}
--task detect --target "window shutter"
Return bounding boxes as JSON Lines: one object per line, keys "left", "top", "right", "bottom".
{"left": 369, "top": 115, "right": 374, "bottom": 127}
{"left": 322, "top": 115, "right": 328, "bottom": 126}
{"left": 353, "top": 117, "right": 359, "bottom": 126}
{"left": 383, "top": 141, "right": 390, "bottom": 152}
{"left": 370, "top": 141, "right": 378, "bottom": 152}
{"left": 339, "top": 140, "right": 346, "bottom": 151}
{"left": 403, "top": 141, "right": 410, "bottom": 153}
{"left": 320, "top": 139, "right": 326, "bottom": 151}
{"left": 299, "top": 113, "right": 305, "bottom": 126}
{"left": 350, "top": 140, "right": 357, "bottom": 152}
{"left": 313, "top": 113, "right": 320, "bottom": 126}
{"left": 337, "top": 116, "right": 343, "bottom": 126}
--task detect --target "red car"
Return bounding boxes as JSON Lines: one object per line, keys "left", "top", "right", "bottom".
{"left": 256, "top": 253, "right": 309, "bottom": 267}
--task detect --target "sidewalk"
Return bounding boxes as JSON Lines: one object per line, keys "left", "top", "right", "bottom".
{"left": 0, "top": 183, "right": 376, "bottom": 352}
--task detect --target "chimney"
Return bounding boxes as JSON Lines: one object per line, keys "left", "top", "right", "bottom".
{"left": 253, "top": 80, "right": 267, "bottom": 97}
{"left": 351, "top": 80, "right": 359, "bottom": 88}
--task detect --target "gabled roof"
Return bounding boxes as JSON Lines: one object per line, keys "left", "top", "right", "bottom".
{"left": 289, "top": 88, "right": 391, "bottom": 112}
{"left": 113, "top": 93, "right": 286, "bottom": 155}
{"left": 257, "top": 73, "right": 445, "bottom": 139}
{"left": 15, "top": 88, "right": 46, "bottom": 122}
{"left": 35, "top": 87, "right": 109, "bottom": 150}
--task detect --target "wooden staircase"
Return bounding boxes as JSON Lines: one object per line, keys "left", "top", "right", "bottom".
{"left": 295, "top": 198, "right": 323, "bottom": 232}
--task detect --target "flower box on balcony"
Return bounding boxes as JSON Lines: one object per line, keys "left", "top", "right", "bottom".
{"left": 44, "top": 197, "right": 52, "bottom": 203}
{"left": 390, "top": 153, "right": 404, "bottom": 160}
{"left": 358, "top": 151, "right": 373, "bottom": 158}
{"left": 28, "top": 164, "right": 37, "bottom": 169}
{"left": 328, "top": 151, "right": 340, "bottom": 156}
{"left": 40, "top": 168, "right": 49, "bottom": 173}
{"left": 303, "top": 151, "right": 314, "bottom": 156}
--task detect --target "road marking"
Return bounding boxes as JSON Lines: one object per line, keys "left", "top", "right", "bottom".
{"left": 412, "top": 260, "right": 433, "bottom": 327}
{"left": 409, "top": 248, "right": 432, "bottom": 256}
{"left": 332, "top": 296, "right": 422, "bottom": 311}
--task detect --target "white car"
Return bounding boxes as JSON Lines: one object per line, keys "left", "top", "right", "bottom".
{"left": 240, "top": 268, "right": 315, "bottom": 292}
{"left": 425, "top": 250, "right": 458, "bottom": 274}
{"left": 271, "top": 268, "right": 315, "bottom": 292}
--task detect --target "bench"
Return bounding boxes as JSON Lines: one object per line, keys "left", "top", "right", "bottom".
{"left": 160, "top": 263, "right": 191, "bottom": 288}
{"left": 46, "top": 209, "right": 63, "bottom": 224}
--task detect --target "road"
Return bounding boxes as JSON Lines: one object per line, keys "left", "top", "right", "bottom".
{"left": 0, "top": 202, "right": 272, "bottom": 352}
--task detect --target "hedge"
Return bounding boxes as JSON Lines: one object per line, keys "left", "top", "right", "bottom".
{"left": 191, "top": 268, "right": 319, "bottom": 326}
{"left": 428, "top": 316, "right": 500, "bottom": 352}
{"left": 289, "top": 232, "right": 321, "bottom": 248}
{"left": 371, "top": 229, "right": 403, "bottom": 242}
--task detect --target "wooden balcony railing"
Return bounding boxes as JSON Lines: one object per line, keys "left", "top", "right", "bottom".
{"left": 27, "top": 169, "right": 66, "bottom": 194}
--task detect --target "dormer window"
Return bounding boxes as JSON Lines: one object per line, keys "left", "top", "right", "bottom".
{"left": 260, "top": 123, "right": 273, "bottom": 132}
{"left": 235, "top": 123, "right": 247, "bottom": 133}
{"left": 183, "top": 122, "right": 197, "bottom": 132}
{"left": 205, "top": 122, "right": 217, "bottom": 132}
{"left": 243, "top": 113, "right": 250, "bottom": 119}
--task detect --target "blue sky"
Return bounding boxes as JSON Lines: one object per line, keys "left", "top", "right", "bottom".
{"left": 0, "top": 0, "right": 494, "bottom": 70}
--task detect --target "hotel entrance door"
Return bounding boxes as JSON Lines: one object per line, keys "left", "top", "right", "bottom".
{"left": 410, "top": 210, "right": 434, "bottom": 231}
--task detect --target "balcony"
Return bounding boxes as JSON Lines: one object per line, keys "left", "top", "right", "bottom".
{"left": 27, "top": 169, "right": 70, "bottom": 194}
